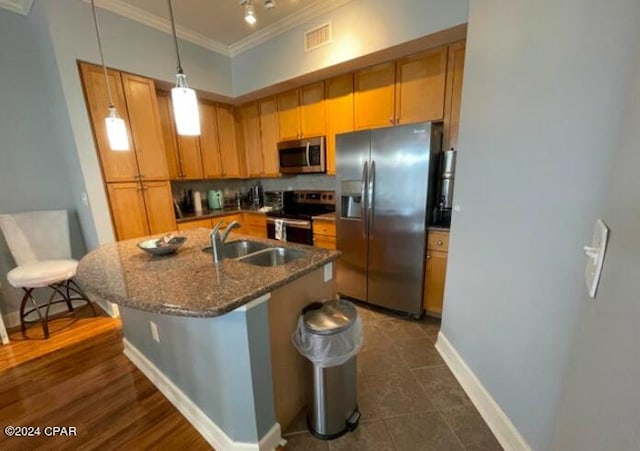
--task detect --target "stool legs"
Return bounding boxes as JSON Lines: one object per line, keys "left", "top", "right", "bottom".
{"left": 19, "top": 280, "right": 97, "bottom": 339}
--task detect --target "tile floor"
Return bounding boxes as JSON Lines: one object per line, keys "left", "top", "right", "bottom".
{"left": 283, "top": 303, "right": 502, "bottom": 451}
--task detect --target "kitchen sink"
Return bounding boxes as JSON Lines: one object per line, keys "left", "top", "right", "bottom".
{"left": 202, "top": 240, "right": 269, "bottom": 259}
{"left": 237, "top": 247, "right": 307, "bottom": 267}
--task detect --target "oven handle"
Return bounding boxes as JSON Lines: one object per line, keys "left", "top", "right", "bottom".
{"left": 267, "top": 217, "right": 312, "bottom": 229}
{"left": 305, "top": 142, "right": 311, "bottom": 168}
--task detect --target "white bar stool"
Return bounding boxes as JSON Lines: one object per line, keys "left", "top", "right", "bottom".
{"left": 0, "top": 210, "right": 96, "bottom": 339}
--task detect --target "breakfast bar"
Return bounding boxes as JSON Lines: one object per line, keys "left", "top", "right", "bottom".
{"left": 76, "top": 229, "right": 340, "bottom": 450}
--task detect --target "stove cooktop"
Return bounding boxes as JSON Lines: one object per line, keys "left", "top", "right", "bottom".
{"left": 266, "top": 190, "right": 335, "bottom": 220}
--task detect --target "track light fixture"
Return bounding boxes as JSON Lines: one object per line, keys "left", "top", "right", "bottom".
{"left": 240, "top": 0, "right": 276, "bottom": 25}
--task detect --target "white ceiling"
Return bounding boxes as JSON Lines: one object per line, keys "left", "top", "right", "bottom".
{"left": 90, "top": 0, "right": 353, "bottom": 56}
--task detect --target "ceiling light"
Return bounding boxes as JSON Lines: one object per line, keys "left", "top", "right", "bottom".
{"left": 90, "top": 0, "right": 129, "bottom": 151}
{"left": 167, "top": 0, "right": 200, "bottom": 136}
{"left": 244, "top": 1, "right": 257, "bottom": 25}
{"left": 264, "top": 0, "right": 276, "bottom": 10}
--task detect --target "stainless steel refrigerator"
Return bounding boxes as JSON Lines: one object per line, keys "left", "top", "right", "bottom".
{"left": 335, "top": 122, "right": 442, "bottom": 316}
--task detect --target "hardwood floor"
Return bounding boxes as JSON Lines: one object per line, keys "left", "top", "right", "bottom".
{"left": 0, "top": 307, "right": 211, "bottom": 450}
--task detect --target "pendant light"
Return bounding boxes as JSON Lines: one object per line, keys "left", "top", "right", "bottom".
{"left": 167, "top": 0, "right": 201, "bottom": 136}
{"left": 90, "top": 0, "right": 129, "bottom": 151}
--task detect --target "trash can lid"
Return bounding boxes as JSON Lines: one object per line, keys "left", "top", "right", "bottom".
{"left": 303, "top": 299, "right": 358, "bottom": 335}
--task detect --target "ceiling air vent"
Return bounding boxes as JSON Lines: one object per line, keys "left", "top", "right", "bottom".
{"left": 305, "top": 23, "right": 332, "bottom": 52}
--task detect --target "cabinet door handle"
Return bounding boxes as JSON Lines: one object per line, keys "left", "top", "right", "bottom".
{"left": 437, "top": 240, "right": 443, "bottom": 246}
{"left": 396, "top": 117, "right": 400, "bottom": 124}
{"left": 389, "top": 117, "right": 394, "bottom": 124}
{"left": 426, "top": 254, "right": 431, "bottom": 260}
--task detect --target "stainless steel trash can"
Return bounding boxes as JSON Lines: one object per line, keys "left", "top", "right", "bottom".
{"left": 301, "top": 300, "right": 362, "bottom": 439}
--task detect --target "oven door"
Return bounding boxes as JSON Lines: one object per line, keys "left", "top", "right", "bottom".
{"left": 266, "top": 217, "right": 313, "bottom": 245}
{"left": 278, "top": 137, "right": 326, "bottom": 174}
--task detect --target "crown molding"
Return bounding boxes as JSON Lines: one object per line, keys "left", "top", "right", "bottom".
{"left": 229, "top": 0, "right": 354, "bottom": 56}
{"left": 83, "top": 0, "right": 231, "bottom": 56}
{"left": 82, "top": 0, "right": 354, "bottom": 58}
{"left": 0, "top": 0, "right": 34, "bottom": 15}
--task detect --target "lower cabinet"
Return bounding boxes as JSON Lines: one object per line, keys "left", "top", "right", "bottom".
{"left": 312, "top": 219, "right": 336, "bottom": 250}
{"left": 242, "top": 213, "right": 268, "bottom": 238}
{"left": 423, "top": 230, "right": 450, "bottom": 316}
{"left": 106, "top": 181, "right": 176, "bottom": 241}
{"left": 177, "top": 218, "right": 213, "bottom": 231}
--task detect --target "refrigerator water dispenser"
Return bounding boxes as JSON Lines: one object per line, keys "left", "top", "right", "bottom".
{"left": 340, "top": 181, "right": 363, "bottom": 219}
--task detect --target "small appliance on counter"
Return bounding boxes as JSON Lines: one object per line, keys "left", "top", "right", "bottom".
{"left": 433, "top": 148, "right": 457, "bottom": 227}
{"left": 207, "top": 190, "right": 224, "bottom": 210}
{"left": 264, "top": 190, "right": 294, "bottom": 212}
{"left": 266, "top": 190, "right": 335, "bottom": 244}
{"left": 247, "top": 183, "right": 264, "bottom": 209}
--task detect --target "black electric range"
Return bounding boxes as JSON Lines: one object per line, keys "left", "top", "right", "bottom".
{"left": 266, "top": 191, "right": 335, "bottom": 244}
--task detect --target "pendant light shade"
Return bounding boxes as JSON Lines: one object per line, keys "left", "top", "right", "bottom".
{"left": 167, "top": 0, "right": 200, "bottom": 136}
{"left": 91, "top": 0, "right": 130, "bottom": 151}
{"left": 171, "top": 73, "right": 201, "bottom": 136}
{"left": 105, "top": 107, "right": 129, "bottom": 151}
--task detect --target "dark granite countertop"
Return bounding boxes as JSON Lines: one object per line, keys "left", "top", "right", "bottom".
{"left": 77, "top": 229, "right": 340, "bottom": 318}
{"left": 177, "top": 208, "right": 266, "bottom": 224}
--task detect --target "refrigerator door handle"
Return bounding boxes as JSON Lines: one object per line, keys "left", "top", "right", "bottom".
{"left": 305, "top": 142, "right": 311, "bottom": 167}
{"left": 368, "top": 160, "right": 376, "bottom": 233}
{"left": 361, "top": 161, "right": 368, "bottom": 237}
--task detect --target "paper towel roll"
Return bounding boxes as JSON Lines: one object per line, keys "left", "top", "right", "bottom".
{"left": 193, "top": 191, "right": 202, "bottom": 213}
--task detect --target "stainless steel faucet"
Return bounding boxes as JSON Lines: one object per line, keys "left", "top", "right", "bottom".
{"left": 210, "top": 220, "right": 241, "bottom": 263}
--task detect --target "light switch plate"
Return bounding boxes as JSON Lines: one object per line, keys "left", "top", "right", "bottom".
{"left": 324, "top": 262, "right": 333, "bottom": 282}
{"left": 584, "top": 219, "right": 609, "bottom": 298}
{"left": 150, "top": 321, "right": 160, "bottom": 342}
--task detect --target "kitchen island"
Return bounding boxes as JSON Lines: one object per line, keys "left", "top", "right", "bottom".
{"left": 77, "top": 229, "right": 340, "bottom": 450}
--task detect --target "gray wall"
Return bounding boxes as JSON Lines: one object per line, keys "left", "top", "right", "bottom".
{"left": 0, "top": 7, "right": 86, "bottom": 313}
{"left": 440, "top": 0, "right": 639, "bottom": 449}
{"left": 551, "top": 29, "right": 640, "bottom": 450}
{"left": 120, "top": 301, "right": 276, "bottom": 444}
{"left": 231, "top": 0, "right": 469, "bottom": 95}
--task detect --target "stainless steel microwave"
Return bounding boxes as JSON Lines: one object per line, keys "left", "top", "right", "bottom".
{"left": 277, "top": 136, "right": 326, "bottom": 174}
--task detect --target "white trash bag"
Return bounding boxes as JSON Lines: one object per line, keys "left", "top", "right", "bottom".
{"left": 292, "top": 300, "right": 364, "bottom": 368}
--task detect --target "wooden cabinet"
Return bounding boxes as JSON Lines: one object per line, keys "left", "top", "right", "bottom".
{"left": 325, "top": 74, "right": 354, "bottom": 175}
{"left": 354, "top": 62, "right": 396, "bottom": 130}
{"left": 106, "top": 182, "right": 149, "bottom": 240}
{"left": 242, "top": 213, "right": 267, "bottom": 238}
{"left": 157, "top": 91, "right": 203, "bottom": 180}
{"left": 423, "top": 230, "right": 450, "bottom": 316}
{"left": 199, "top": 100, "right": 224, "bottom": 178}
{"left": 239, "top": 103, "right": 264, "bottom": 177}
{"left": 105, "top": 181, "right": 176, "bottom": 241}
{"left": 312, "top": 219, "right": 336, "bottom": 250}
{"left": 443, "top": 41, "right": 466, "bottom": 151}
{"left": 216, "top": 103, "right": 243, "bottom": 177}
{"left": 79, "top": 62, "right": 138, "bottom": 182}
{"left": 120, "top": 73, "right": 169, "bottom": 180}
{"left": 258, "top": 97, "right": 280, "bottom": 176}
{"left": 395, "top": 47, "right": 447, "bottom": 124}
{"left": 354, "top": 49, "right": 447, "bottom": 130}
{"left": 277, "top": 83, "right": 325, "bottom": 141}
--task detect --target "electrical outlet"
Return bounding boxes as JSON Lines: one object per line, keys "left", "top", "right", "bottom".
{"left": 81, "top": 192, "right": 89, "bottom": 207}
{"left": 150, "top": 321, "right": 159, "bottom": 342}
{"left": 324, "top": 262, "right": 333, "bottom": 282}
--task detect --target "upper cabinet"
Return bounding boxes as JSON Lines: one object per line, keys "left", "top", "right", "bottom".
{"left": 239, "top": 102, "right": 265, "bottom": 178}
{"left": 120, "top": 73, "right": 169, "bottom": 180}
{"left": 157, "top": 91, "right": 203, "bottom": 180}
{"left": 325, "top": 74, "right": 354, "bottom": 176}
{"left": 259, "top": 97, "right": 281, "bottom": 177}
{"left": 199, "top": 100, "right": 224, "bottom": 178}
{"left": 354, "top": 62, "right": 396, "bottom": 130}
{"left": 395, "top": 47, "right": 447, "bottom": 125}
{"left": 79, "top": 62, "right": 138, "bottom": 182}
{"left": 443, "top": 41, "right": 466, "bottom": 151}
{"left": 216, "top": 103, "right": 243, "bottom": 178}
{"left": 277, "top": 82, "right": 325, "bottom": 141}
{"left": 354, "top": 48, "right": 448, "bottom": 130}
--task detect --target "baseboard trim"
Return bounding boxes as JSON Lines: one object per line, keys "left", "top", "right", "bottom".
{"left": 4, "top": 302, "right": 71, "bottom": 328}
{"left": 123, "top": 339, "right": 281, "bottom": 451}
{"left": 435, "top": 332, "right": 531, "bottom": 451}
